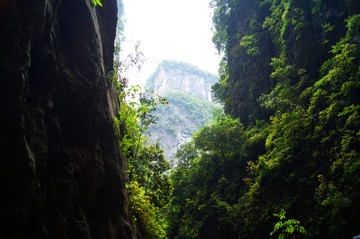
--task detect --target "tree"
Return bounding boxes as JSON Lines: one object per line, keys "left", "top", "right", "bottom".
{"left": 137, "top": 144, "right": 172, "bottom": 208}
{"left": 270, "top": 209, "right": 307, "bottom": 239}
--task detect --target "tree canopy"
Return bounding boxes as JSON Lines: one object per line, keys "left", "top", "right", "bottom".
{"left": 166, "top": 1, "right": 360, "bottom": 238}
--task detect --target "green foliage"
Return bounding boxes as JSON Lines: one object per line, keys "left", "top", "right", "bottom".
{"left": 112, "top": 37, "right": 172, "bottom": 238}
{"left": 194, "top": 115, "right": 245, "bottom": 158}
{"left": 111, "top": 3, "right": 360, "bottom": 238}
{"left": 270, "top": 209, "right": 307, "bottom": 239}
{"left": 240, "top": 34, "right": 261, "bottom": 56}
{"left": 114, "top": 89, "right": 172, "bottom": 238}
{"left": 307, "top": 14, "right": 360, "bottom": 237}
{"left": 163, "top": 91, "right": 218, "bottom": 121}
{"left": 262, "top": 0, "right": 307, "bottom": 51}
{"left": 210, "top": 0, "right": 231, "bottom": 53}
{"left": 210, "top": 0, "right": 276, "bottom": 125}
{"left": 137, "top": 144, "right": 172, "bottom": 208}
{"left": 259, "top": 56, "right": 299, "bottom": 112}
{"left": 311, "top": 0, "right": 321, "bottom": 14}
{"left": 166, "top": 115, "right": 250, "bottom": 238}
{"left": 146, "top": 90, "right": 222, "bottom": 162}
{"left": 211, "top": 58, "right": 230, "bottom": 103}
{"left": 114, "top": 87, "right": 171, "bottom": 238}
{"left": 126, "top": 180, "right": 167, "bottom": 239}
{"left": 91, "top": 0, "right": 102, "bottom": 7}
{"left": 126, "top": 144, "right": 172, "bottom": 239}
{"left": 322, "top": 23, "right": 335, "bottom": 32}
{"left": 167, "top": 2, "right": 360, "bottom": 239}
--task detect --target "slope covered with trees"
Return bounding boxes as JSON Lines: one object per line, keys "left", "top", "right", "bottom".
{"left": 145, "top": 61, "right": 221, "bottom": 161}
{"left": 167, "top": 0, "right": 360, "bottom": 238}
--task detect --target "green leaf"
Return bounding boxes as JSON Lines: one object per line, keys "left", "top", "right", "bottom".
{"left": 91, "top": 0, "right": 102, "bottom": 7}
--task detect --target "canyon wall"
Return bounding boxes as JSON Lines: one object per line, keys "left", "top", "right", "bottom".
{"left": 146, "top": 60, "right": 218, "bottom": 102}
{"left": 0, "top": 0, "right": 137, "bottom": 238}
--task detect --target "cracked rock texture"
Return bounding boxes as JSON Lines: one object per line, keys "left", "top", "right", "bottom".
{"left": 146, "top": 60, "right": 218, "bottom": 102}
{"left": 0, "top": 0, "right": 137, "bottom": 238}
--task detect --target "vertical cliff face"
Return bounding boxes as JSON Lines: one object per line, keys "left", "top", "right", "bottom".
{"left": 0, "top": 0, "right": 136, "bottom": 238}
{"left": 146, "top": 60, "right": 218, "bottom": 102}
{"left": 218, "top": 0, "right": 360, "bottom": 126}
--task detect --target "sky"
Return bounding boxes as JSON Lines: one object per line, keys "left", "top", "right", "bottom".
{"left": 121, "top": 0, "right": 220, "bottom": 87}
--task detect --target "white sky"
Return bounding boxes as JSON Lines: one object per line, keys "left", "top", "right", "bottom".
{"left": 121, "top": 0, "right": 220, "bottom": 87}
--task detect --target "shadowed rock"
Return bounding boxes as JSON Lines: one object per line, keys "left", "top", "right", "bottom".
{"left": 0, "top": 0, "right": 137, "bottom": 238}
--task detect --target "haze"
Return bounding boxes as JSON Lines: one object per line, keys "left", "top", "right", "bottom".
{"left": 122, "top": 0, "right": 220, "bottom": 86}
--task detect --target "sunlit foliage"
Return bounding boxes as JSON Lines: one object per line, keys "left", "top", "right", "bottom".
{"left": 166, "top": 1, "right": 360, "bottom": 238}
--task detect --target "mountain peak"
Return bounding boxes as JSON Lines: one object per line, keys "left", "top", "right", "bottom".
{"left": 145, "top": 60, "right": 218, "bottom": 102}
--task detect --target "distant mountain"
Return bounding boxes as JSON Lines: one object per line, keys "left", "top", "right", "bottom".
{"left": 145, "top": 60, "right": 219, "bottom": 101}
{"left": 145, "top": 60, "right": 221, "bottom": 162}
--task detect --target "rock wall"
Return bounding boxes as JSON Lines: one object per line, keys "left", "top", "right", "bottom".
{"left": 146, "top": 60, "right": 218, "bottom": 102}
{"left": 0, "top": 0, "right": 137, "bottom": 238}
{"left": 147, "top": 91, "right": 219, "bottom": 161}
{"left": 153, "top": 68, "right": 212, "bottom": 101}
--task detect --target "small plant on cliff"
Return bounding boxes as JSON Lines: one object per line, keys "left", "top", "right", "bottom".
{"left": 270, "top": 209, "right": 307, "bottom": 239}
{"left": 91, "top": 0, "right": 102, "bottom": 7}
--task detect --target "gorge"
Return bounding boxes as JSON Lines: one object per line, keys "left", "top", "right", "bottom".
{"left": 1, "top": 0, "right": 360, "bottom": 238}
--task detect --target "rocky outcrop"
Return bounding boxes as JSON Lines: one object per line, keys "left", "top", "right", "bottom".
{"left": 145, "top": 61, "right": 220, "bottom": 162}
{"left": 148, "top": 91, "right": 219, "bottom": 161}
{"left": 0, "top": 0, "right": 136, "bottom": 238}
{"left": 146, "top": 60, "right": 218, "bottom": 102}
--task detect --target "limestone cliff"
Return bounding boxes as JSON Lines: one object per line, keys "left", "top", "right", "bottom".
{"left": 146, "top": 60, "right": 218, "bottom": 102}
{"left": 0, "top": 0, "right": 137, "bottom": 238}
{"left": 145, "top": 61, "right": 220, "bottom": 162}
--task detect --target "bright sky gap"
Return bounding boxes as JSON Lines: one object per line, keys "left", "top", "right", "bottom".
{"left": 121, "top": 0, "right": 220, "bottom": 87}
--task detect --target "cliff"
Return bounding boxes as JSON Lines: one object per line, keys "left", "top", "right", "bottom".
{"left": 145, "top": 61, "right": 220, "bottom": 161}
{"left": 146, "top": 60, "right": 218, "bottom": 102}
{"left": 0, "top": 0, "right": 137, "bottom": 238}
{"left": 213, "top": 0, "right": 360, "bottom": 127}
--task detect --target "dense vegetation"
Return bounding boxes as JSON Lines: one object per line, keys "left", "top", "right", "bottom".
{"left": 114, "top": 0, "right": 360, "bottom": 238}
{"left": 111, "top": 80, "right": 172, "bottom": 238}
{"left": 166, "top": 0, "right": 360, "bottom": 238}
{"left": 146, "top": 90, "right": 221, "bottom": 162}
{"left": 111, "top": 6, "right": 173, "bottom": 237}
{"left": 144, "top": 60, "right": 221, "bottom": 162}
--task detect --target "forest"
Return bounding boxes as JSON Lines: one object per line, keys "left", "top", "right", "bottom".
{"left": 116, "top": 0, "right": 360, "bottom": 238}
{"left": 1, "top": 0, "right": 359, "bottom": 238}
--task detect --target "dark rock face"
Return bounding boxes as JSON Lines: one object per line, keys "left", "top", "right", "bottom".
{"left": 0, "top": 0, "right": 136, "bottom": 238}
